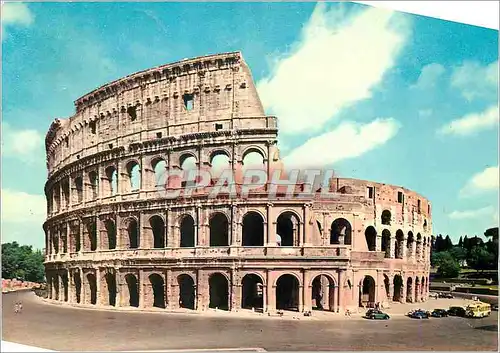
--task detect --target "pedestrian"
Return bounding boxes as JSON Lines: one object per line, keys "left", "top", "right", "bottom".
{"left": 14, "top": 302, "right": 19, "bottom": 314}
{"left": 18, "top": 301, "right": 23, "bottom": 313}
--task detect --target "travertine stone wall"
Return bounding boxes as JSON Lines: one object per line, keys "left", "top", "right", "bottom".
{"left": 44, "top": 52, "right": 432, "bottom": 314}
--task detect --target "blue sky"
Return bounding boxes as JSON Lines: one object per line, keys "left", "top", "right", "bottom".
{"left": 1, "top": 2, "right": 498, "bottom": 250}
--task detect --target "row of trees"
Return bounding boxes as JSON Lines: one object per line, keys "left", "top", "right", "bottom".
{"left": 2, "top": 242, "right": 45, "bottom": 283}
{"left": 431, "top": 227, "right": 498, "bottom": 278}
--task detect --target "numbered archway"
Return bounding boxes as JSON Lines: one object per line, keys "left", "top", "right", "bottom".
{"left": 178, "top": 274, "right": 196, "bottom": 310}
{"left": 311, "top": 274, "right": 336, "bottom": 312}
{"left": 276, "top": 274, "right": 300, "bottom": 311}
{"left": 209, "top": 273, "right": 229, "bottom": 310}
{"left": 125, "top": 274, "right": 139, "bottom": 307}
{"left": 359, "top": 275, "right": 376, "bottom": 308}
{"left": 241, "top": 274, "right": 264, "bottom": 311}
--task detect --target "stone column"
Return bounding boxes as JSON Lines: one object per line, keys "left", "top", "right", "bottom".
{"left": 165, "top": 269, "right": 172, "bottom": 309}
{"left": 390, "top": 235, "right": 396, "bottom": 258}
{"left": 266, "top": 270, "right": 275, "bottom": 312}
{"left": 266, "top": 203, "right": 273, "bottom": 246}
{"left": 115, "top": 271, "right": 122, "bottom": 307}
{"left": 195, "top": 206, "right": 200, "bottom": 247}
{"left": 230, "top": 205, "right": 237, "bottom": 246}
{"left": 338, "top": 270, "right": 345, "bottom": 312}
{"left": 139, "top": 269, "right": 146, "bottom": 308}
{"left": 67, "top": 270, "right": 73, "bottom": 303}
{"left": 96, "top": 269, "right": 101, "bottom": 306}
{"left": 298, "top": 284, "right": 304, "bottom": 312}
{"left": 230, "top": 269, "right": 239, "bottom": 311}
{"left": 376, "top": 235, "right": 382, "bottom": 252}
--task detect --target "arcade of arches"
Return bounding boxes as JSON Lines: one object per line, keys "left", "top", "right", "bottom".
{"left": 46, "top": 269, "right": 430, "bottom": 312}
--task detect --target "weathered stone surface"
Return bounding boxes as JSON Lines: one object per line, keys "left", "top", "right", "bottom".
{"left": 44, "top": 52, "right": 431, "bottom": 313}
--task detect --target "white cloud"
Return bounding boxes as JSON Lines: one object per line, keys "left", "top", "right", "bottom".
{"left": 1, "top": 121, "right": 44, "bottom": 163}
{"left": 282, "top": 118, "right": 400, "bottom": 169}
{"left": 448, "top": 206, "right": 496, "bottom": 220}
{"left": 460, "top": 165, "right": 499, "bottom": 198}
{"left": 451, "top": 60, "right": 498, "bottom": 101}
{"left": 257, "top": 3, "right": 409, "bottom": 136}
{"left": 438, "top": 105, "right": 499, "bottom": 136}
{"left": 1, "top": 189, "right": 46, "bottom": 224}
{"left": 1, "top": 3, "right": 34, "bottom": 39}
{"left": 410, "top": 63, "right": 445, "bottom": 90}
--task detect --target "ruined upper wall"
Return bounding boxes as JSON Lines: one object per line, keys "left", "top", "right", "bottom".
{"left": 45, "top": 52, "right": 269, "bottom": 174}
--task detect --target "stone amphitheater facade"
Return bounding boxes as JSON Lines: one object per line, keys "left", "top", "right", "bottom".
{"left": 44, "top": 52, "right": 431, "bottom": 314}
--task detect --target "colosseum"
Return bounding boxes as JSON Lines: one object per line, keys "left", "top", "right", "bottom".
{"left": 43, "top": 51, "right": 432, "bottom": 314}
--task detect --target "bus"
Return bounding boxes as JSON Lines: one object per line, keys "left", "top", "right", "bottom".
{"left": 465, "top": 302, "right": 491, "bottom": 318}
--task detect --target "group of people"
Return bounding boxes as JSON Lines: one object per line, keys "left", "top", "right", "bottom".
{"left": 14, "top": 301, "right": 23, "bottom": 314}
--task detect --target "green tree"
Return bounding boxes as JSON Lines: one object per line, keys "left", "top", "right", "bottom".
{"left": 468, "top": 245, "right": 494, "bottom": 272}
{"left": 458, "top": 236, "right": 463, "bottom": 247}
{"left": 433, "top": 251, "right": 461, "bottom": 278}
{"left": 449, "top": 246, "right": 467, "bottom": 263}
{"left": 1, "top": 242, "right": 45, "bottom": 282}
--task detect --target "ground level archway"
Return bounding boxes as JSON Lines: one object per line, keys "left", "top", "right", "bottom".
{"left": 209, "top": 273, "right": 229, "bottom": 310}
{"left": 311, "top": 274, "right": 336, "bottom": 312}
{"left": 241, "top": 274, "right": 263, "bottom": 311}
{"left": 276, "top": 274, "right": 300, "bottom": 311}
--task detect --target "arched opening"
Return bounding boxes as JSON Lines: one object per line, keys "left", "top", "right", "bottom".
{"left": 86, "top": 273, "right": 97, "bottom": 305}
{"left": 61, "top": 180, "right": 70, "bottom": 208}
{"left": 330, "top": 218, "right": 352, "bottom": 245}
{"left": 180, "top": 215, "right": 195, "bottom": 247}
{"left": 180, "top": 155, "right": 197, "bottom": 186}
{"left": 383, "top": 274, "right": 390, "bottom": 302}
{"left": 88, "top": 171, "right": 99, "bottom": 200}
{"left": 393, "top": 275, "right": 403, "bottom": 302}
{"left": 242, "top": 150, "right": 265, "bottom": 171}
{"left": 406, "top": 277, "right": 413, "bottom": 303}
{"left": 62, "top": 274, "right": 69, "bottom": 302}
{"left": 276, "top": 212, "right": 299, "bottom": 247}
{"left": 74, "top": 272, "right": 82, "bottom": 303}
{"left": 87, "top": 221, "right": 97, "bottom": 251}
{"left": 381, "top": 210, "right": 391, "bottom": 225}
{"left": 150, "top": 216, "right": 165, "bottom": 248}
{"left": 105, "top": 166, "right": 118, "bottom": 196}
{"left": 178, "top": 274, "right": 195, "bottom": 310}
{"left": 152, "top": 159, "right": 167, "bottom": 188}
{"left": 242, "top": 212, "right": 264, "bottom": 246}
{"left": 209, "top": 273, "right": 229, "bottom": 310}
{"left": 53, "top": 276, "right": 59, "bottom": 300}
{"left": 127, "top": 219, "right": 139, "bottom": 249}
{"left": 53, "top": 234, "right": 59, "bottom": 254}
{"left": 210, "top": 152, "right": 230, "bottom": 178}
{"left": 421, "top": 276, "right": 426, "bottom": 298}
{"left": 407, "top": 232, "right": 415, "bottom": 258}
{"left": 209, "top": 213, "right": 229, "bottom": 247}
{"left": 241, "top": 274, "right": 264, "bottom": 311}
{"left": 125, "top": 274, "right": 139, "bottom": 307}
{"left": 74, "top": 177, "right": 83, "bottom": 203}
{"left": 395, "top": 230, "right": 404, "bottom": 259}
{"left": 359, "top": 275, "right": 376, "bottom": 308}
{"left": 276, "top": 274, "right": 300, "bottom": 311}
{"left": 105, "top": 273, "right": 117, "bottom": 306}
{"left": 105, "top": 220, "right": 117, "bottom": 250}
{"left": 127, "top": 161, "right": 141, "bottom": 192}
{"left": 416, "top": 233, "right": 422, "bottom": 260}
{"left": 381, "top": 229, "right": 391, "bottom": 258}
{"left": 149, "top": 274, "right": 165, "bottom": 308}
{"left": 311, "top": 274, "right": 336, "bottom": 312}
{"left": 415, "top": 277, "right": 420, "bottom": 302}
{"left": 365, "top": 226, "right": 377, "bottom": 251}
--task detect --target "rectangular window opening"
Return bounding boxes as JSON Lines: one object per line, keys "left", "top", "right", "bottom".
{"left": 215, "top": 123, "right": 223, "bottom": 131}
{"left": 367, "top": 186, "right": 374, "bottom": 199}
{"left": 89, "top": 121, "right": 96, "bottom": 134}
{"left": 183, "top": 94, "right": 194, "bottom": 111}
{"left": 156, "top": 132, "right": 162, "bottom": 139}
{"left": 417, "top": 199, "right": 421, "bottom": 213}
{"left": 397, "top": 191, "right": 403, "bottom": 203}
{"left": 108, "top": 143, "right": 113, "bottom": 149}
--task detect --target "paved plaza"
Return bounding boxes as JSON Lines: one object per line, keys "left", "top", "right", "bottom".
{"left": 3, "top": 291, "right": 498, "bottom": 351}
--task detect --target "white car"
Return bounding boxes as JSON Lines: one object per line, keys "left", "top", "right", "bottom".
{"left": 429, "top": 292, "right": 439, "bottom": 299}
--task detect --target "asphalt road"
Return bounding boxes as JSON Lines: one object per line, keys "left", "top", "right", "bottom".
{"left": 2, "top": 291, "right": 498, "bottom": 351}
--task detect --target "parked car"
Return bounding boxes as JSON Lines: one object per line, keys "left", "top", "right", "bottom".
{"left": 365, "top": 309, "right": 390, "bottom": 320}
{"left": 429, "top": 292, "right": 439, "bottom": 299}
{"left": 438, "top": 292, "right": 454, "bottom": 299}
{"left": 431, "top": 309, "right": 449, "bottom": 318}
{"left": 492, "top": 304, "right": 498, "bottom": 311}
{"left": 409, "top": 309, "right": 430, "bottom": 319}
{"left": 447, "top": 306, "right": 466, "bottom": 317}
